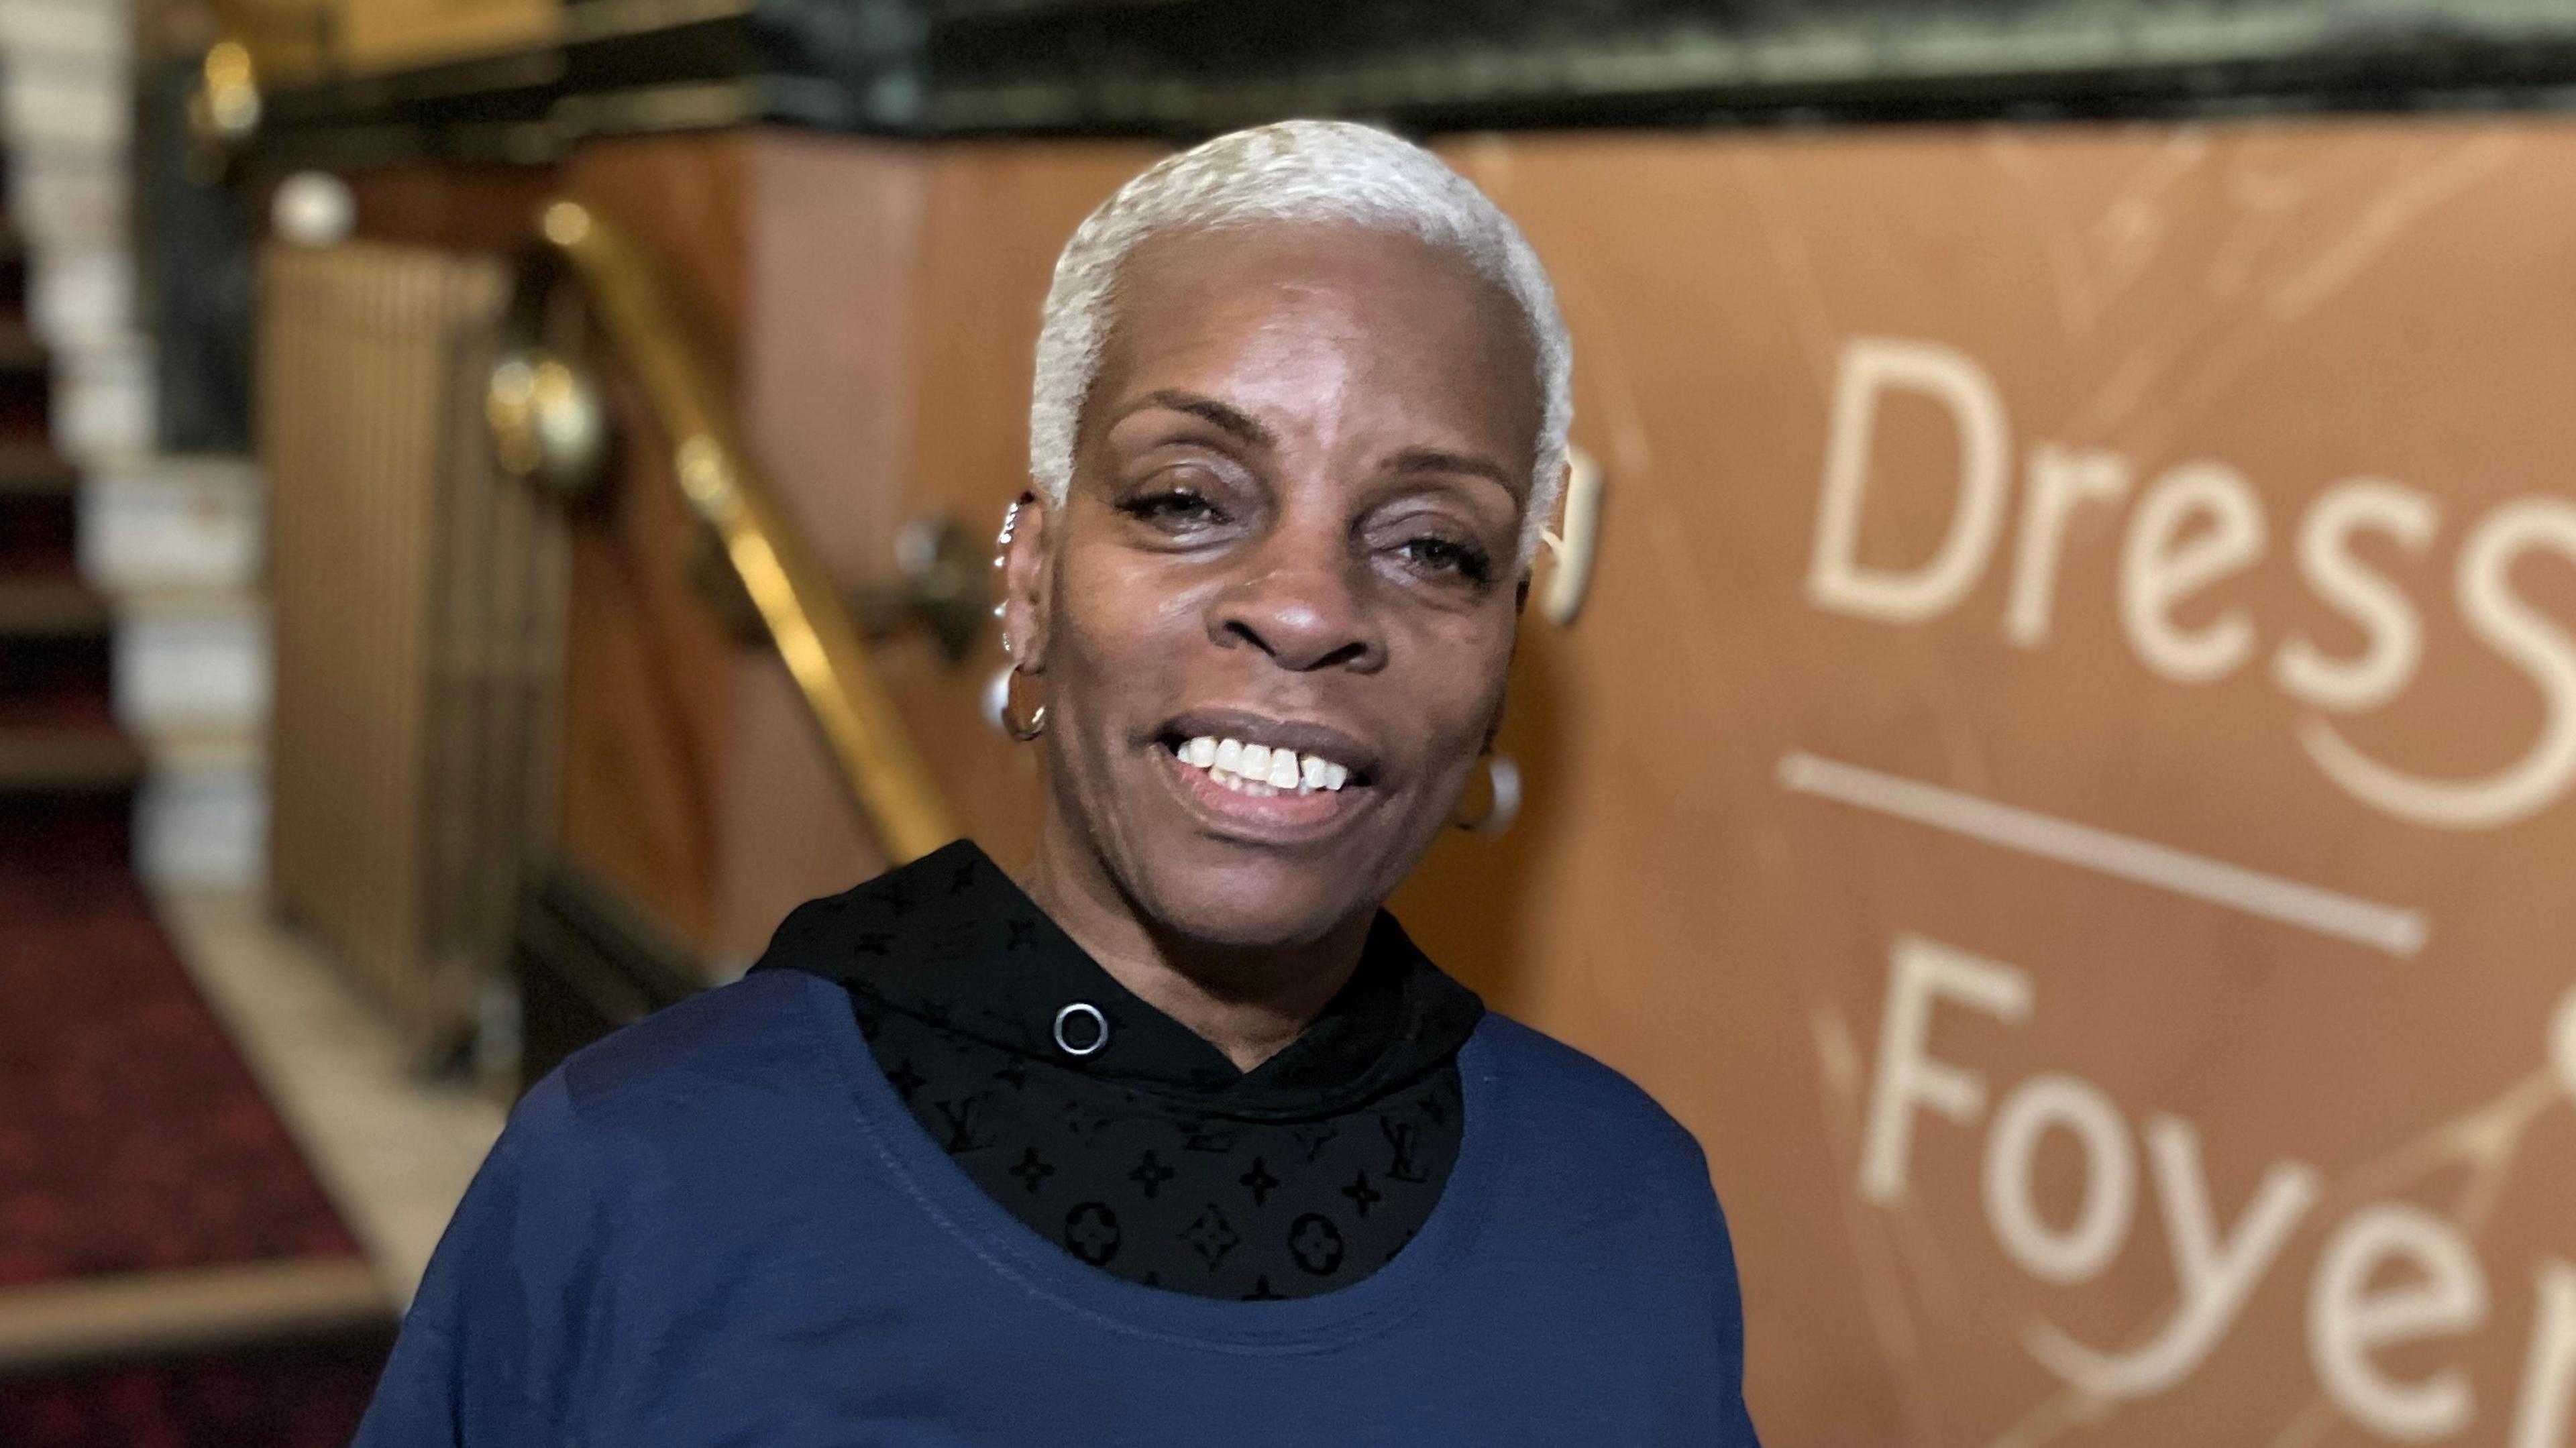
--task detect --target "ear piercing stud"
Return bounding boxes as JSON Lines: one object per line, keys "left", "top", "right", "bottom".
{"left": 993, "top": 499, "right": 1020, "bottom": 641}
{"left": 991, "top": 498, "right": 1022, "bottom": 629}
{"left": 994, "top": 498, "right": 1023, "bottom": 559}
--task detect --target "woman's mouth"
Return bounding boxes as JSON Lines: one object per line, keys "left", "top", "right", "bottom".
{"left": 1155, "top": 729, "right": 1373, "bottom": 839}
{"left": 1171, "top": 734, "right": 1350, "bottom": 796}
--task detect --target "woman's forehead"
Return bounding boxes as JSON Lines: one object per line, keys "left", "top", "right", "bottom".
{"left": 1089, "top": 222, "right": 1543, "bottom": 453}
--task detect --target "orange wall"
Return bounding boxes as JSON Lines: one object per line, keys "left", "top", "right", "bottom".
{"left": 1407, "top": 121, "right": 2576, "bottom": 1444}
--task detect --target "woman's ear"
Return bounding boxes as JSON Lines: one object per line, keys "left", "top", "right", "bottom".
{"left": 999, "top": 490, "right": 1055, "bottom": 673}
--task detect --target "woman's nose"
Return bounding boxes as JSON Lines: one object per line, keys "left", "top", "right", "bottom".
{"left": 1210, "top": 538, "right": 1385, "bottom": 673}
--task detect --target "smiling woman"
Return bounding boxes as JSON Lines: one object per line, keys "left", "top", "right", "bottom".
{"left": 1014, "top": 213, "right": 1542, "bottom": 1017}
{"left": 354, "top": 121, "right": 1760, "bottom": 1447}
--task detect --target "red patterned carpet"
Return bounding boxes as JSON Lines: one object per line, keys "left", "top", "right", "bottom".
{"left": 0, "top": 833, "right": 364, "bottom": 1288}
{"left": 0, "top": 1335, "right": 394, "bottom": 1448}
{"left": 0, "top": 753, "right": 394, "bottom": 1448}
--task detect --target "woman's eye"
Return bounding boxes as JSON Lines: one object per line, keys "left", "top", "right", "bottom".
{"left": 1117, "top": 487, "right": 1226, "bottom": 527}
{"left": 1397, "top": 534, "right": 1493, "bottom": 583}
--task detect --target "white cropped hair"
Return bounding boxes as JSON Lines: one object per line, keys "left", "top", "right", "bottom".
{"left": 1028, "top": 119, "right": 1573, "bottom": 564}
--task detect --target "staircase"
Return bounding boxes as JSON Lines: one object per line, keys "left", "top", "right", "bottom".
{"left": 0, "top": 245, "right": 135, "bottom": 853}
{"left": 0, "top": 138, "right": 393, "bottom": 1445}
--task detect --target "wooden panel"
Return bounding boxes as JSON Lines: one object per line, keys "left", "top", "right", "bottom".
{"left": 878, "top": 140, "right": 1166, "bottom": 871}
{"left": 707, "top": 135, "right": 932, "bottom": 963}
{"left": 590, "top": 133, "right": 1155, "bottom": 962}
{"left": 209, "top": 0, "right": 333, "bottom": 82}
{"left": 211, "top": 0, "right": 557, "bottom": 81}
{"left": 547, "top": 136, "right": 753, "bottom": 957}
{"left": 341, "top": 164, "right": 561, "bottom": 256}
{"left": 335, "top": 0, "right": 557, "bottom": 72}
{"left": 1402, "top": 123, "right": 2576, "bottom": 1445}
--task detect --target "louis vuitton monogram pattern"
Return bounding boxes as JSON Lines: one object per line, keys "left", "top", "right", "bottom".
{"left": 753, "top": 841, "right": 1479, "bottom": 1302}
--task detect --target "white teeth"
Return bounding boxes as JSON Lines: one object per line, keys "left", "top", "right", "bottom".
{"left": 1212, "top": 769, "right": 1277, "bottom": 797}
{"left": 1173, "top": 731, "right": 1354, "bottom": 795}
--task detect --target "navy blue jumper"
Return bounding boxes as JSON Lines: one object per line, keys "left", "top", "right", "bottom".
{"left": 356, "top": 938, "right": 1760, "bottom": 1443}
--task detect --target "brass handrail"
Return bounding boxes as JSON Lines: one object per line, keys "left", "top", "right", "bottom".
{"left": 533, "top": 199, "right": 957, "bottom": 863}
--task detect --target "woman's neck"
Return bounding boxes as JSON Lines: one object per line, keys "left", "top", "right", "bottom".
{"left": 1017, "top": 822, "right": 1373, "bottom": 1074}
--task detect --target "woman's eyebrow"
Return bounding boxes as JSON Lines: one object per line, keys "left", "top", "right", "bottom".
{"left": 1119, "top": 389, "right": 1276, "bottom": 449}
{"left": 1384, "top": 446, "right": 1517, "bottom": 491}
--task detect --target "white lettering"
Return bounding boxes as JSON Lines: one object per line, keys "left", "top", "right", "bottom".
{"left": 1807, "top": 338, "right": 2012, "bottom": 624}
{"left": 2274, "top": 479, "right": 2439, "bottom": 714}
{"left": 2027, "top": 1115, "right": 2320, "bottom": 1398}
{"left": 2309, "top": 1203, "right": 2489, "bottom": 1442}
{"left": 2513, "top": 1259, "right": 2576, "bottom": 1448}
{"left": 2006, "top": 445, "right": 2131, "bottom": 648}
{"left": 2121, "top": 461, "right": 2269, "bottom": 684}
{"left": 2302, "top": 497, "right": 2576, "bottom": 829}
{"left": 1982, "top": 1072, "right": 2135, "bottom": 1284}
{"left": 2526, "top": 1003, "right": 2576, "bottom": 1446}
{"left": 1858, "top": 934, "right": 2033, "bottom": 1206}
{"left": 2555, "top": 987, "right": 2576, "bottom": 1104}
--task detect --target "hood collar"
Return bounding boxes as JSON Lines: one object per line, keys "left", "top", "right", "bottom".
{"left": 750, "top": 840, "right": 1485, "bottom": 1122}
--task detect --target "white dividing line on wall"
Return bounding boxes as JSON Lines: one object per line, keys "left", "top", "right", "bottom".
{"left": 1776, "top": 750, "right": 2431, "bottom": 958}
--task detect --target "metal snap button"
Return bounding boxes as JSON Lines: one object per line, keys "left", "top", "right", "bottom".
{"left": 1053, "top": 1002, "right": 1108, "bottom": 1057}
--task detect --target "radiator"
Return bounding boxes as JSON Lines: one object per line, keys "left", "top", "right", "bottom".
{"left": 259, "top": 241, "right": 565, "bottom": 1056}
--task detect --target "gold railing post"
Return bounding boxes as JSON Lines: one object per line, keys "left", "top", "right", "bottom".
{"left": 533, "top": 200, "right": 957, "bottom": 864}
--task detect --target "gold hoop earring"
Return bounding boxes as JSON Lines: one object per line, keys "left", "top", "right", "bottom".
{"left": 981, "top": 663, "right": 1047, "bottom": 742}
{"left": 1452, "top": 754, "right": 1520, "bottom": 834}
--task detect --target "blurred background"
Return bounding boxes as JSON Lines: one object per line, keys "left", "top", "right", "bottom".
{"left": 5, "top": 0, "right": 2576, "bottom": 1443}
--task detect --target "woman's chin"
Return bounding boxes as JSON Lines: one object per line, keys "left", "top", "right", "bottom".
{"left": 1128, "top": 863, "right": 1375, "bottom": 953}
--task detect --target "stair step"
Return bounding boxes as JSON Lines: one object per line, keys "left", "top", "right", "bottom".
{"left": 0, "top": 319, "right": 46, "bottom": 374}
{"left": 0, "top": 787, "right": 130, "bottom": 863}
{"left": 0, "top": 490, "right": 76, "bottom": 573}
{"left": 0, "top": 443, "right": 79, "bottom": 571}
{"left": 0, "top": 631, "right": 111, "bottom": 730}
{"left": 0, "top": 577, "right": 110, "bottom": 637}
{"left": 0, "top": 442, "right": 76, "bottom": 494}
{"left": 0, "top": 727, "right": 144, "bottom": 792}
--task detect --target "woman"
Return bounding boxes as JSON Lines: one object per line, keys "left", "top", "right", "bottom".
{"left": 358, "top": 121, "right": 1758, "bottom": 1445}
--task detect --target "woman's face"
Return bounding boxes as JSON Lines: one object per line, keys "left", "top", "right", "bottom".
{"left": 1007, "top": 221, "right": 1542, "bottom": 950}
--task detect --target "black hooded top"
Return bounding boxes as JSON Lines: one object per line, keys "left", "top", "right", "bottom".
{"left": 749, "top": 839, "right": 1485, "bottom": 1300}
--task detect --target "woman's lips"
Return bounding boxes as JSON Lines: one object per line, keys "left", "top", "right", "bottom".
{"left": 1173, "top": 734, "right": 1350, "bottom": 793}
{"left": 1157, "top": 740, "right": 1364, "bottom": 840}
{"left": 1157, "top": 709, "right": 1379, "bottom": 784}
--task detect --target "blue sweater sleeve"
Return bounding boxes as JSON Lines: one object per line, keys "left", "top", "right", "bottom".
{"left": 352, "top": 1072, "right": 598, "bottom": 1447}
{"left": 1702, "top": 1172, "right": 1762, "bottom": 1445}
{"left": 1660, "top": 1125, "right": 1762, "bottom": 1445}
